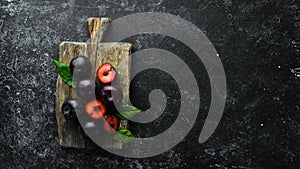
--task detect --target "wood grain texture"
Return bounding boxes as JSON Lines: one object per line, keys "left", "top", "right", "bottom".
{"left": 55, "top": 18, "right": 132, "bottom": 148}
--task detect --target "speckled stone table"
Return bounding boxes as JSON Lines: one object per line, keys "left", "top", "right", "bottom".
{"left": 0, "top": 0, "right": 299, "bottom": 168}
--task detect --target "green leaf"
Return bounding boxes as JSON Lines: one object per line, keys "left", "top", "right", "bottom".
{"left": 51, "top": 59, "right": 74, "bottom": 87}
{"left": 115, "top": 105, "right": 142, "bottom": 120}
{"left": 113, "top": 126, "right": 134, "bottom": 143}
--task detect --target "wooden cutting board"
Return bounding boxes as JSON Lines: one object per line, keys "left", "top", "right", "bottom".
{"left": 55, "top": 18, "right": 132, "bottom": 148}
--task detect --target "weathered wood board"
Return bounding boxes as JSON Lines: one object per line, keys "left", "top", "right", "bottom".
{"left": 55, "top": 18, "right": 132, "bottom": 148}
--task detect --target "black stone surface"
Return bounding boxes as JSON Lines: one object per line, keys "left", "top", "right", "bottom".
{"left": 1, "top": 0, "right": 300, "bottom": 168}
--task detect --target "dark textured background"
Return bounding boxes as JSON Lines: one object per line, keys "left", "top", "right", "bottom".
{"left": 1, "top": 0, "right": 300, "bottom": 168}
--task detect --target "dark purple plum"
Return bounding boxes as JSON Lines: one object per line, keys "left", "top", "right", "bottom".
{"left": 75, "top": 79, "right": 96, "bottom": 99}
{"left": 70, "top": 56, "right": 92, "bottom": 80}
{"left": 100, "top": 85, "right": 122, "bottom": 106}
{"left": 61, "top": 99, "right": 83, "bottom": 119}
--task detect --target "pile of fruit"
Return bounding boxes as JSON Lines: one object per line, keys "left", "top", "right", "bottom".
{"left": 52, "top": 56, "right": 141, "bottom": 142}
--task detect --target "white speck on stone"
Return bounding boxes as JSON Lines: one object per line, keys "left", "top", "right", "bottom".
{"left": 291, "top": 67, "right": 300, "bottom": 77}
